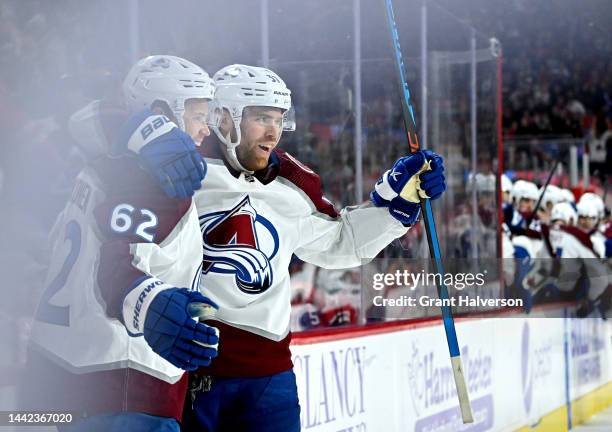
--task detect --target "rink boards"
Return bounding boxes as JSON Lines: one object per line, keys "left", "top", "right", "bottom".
{"left": 290, "top": 312, "right": 612, "bottom": 432}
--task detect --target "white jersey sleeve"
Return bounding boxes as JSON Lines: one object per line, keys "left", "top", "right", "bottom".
{"left": 295, "top": 204, "right": 407, "bottom": 268}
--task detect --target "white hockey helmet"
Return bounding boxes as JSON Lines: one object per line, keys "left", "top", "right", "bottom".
{"left": 210, "top": 64, "right": 295, "bottom": 172}
{"left": 559, "top": 188, "right": 576, "bottom": 204}
{"left": 576, "top": 200, "right": 599, "bottom": 219}
{"left": 511, "top": 180, "right": 539, "bottom": 203}
{"left": 578, "top": 192, "right": 604, "bottom": 219}
{"left": 501, "top": 174, "right": 513, "bottom": 194}
{"left": 122, "top": 55, "right": 215, "bottom": 131}
{"left": 538, "top": 184, "right": 562, "bottom": 210}
{"left": 551, "top": 202, "right": 577, "bottom": 225}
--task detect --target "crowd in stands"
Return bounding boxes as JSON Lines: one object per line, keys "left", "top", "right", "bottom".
{"left": 0, "top": 0, "right": 609, "bottom": 340}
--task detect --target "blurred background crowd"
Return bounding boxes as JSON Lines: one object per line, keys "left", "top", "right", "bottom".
{"left": 0, "top": 0, "right": 610, "bottom": 353}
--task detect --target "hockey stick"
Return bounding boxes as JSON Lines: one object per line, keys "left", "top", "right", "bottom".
{"left": 382, "top": 0, "right": 474, "bottom": 423}
{"left": 527, "top": 158, "right": 560, "bottom": 225}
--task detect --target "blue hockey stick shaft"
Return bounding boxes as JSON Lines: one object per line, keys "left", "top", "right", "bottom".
{"left": 383, "top": 0, "right": 473, "bottom": 423}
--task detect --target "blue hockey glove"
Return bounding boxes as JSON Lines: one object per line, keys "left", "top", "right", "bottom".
{"left": 120, "top": 109, "right": 207, "bottom": 199}
{"left": 371, "top": 150, "right": 446, "bottom": 225}
{"left": 143, "top": 288, "right": 219, "bottom": 371}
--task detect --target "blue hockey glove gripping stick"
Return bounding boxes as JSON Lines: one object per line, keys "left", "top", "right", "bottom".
{"left": 143, "top": 288, "right": 220, "bottom": 371}
{"left": 371, "top": 150, "right": 446, "bottom": 225}
{"left": 121, "top": 109, "right": 207, "bottom": 199}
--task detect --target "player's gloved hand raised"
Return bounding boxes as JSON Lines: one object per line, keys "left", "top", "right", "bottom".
{"left": 120, "top": 109, "right": 206, "bottom": 199}
{"left": 144, "top": 288, "right": 219, "bottom": 371}
{"left": 371, "top": 150, "right": 446, "bottom": 225}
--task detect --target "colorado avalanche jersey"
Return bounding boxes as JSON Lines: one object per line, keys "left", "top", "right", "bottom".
{"left": 195, "top": 141, "right": 408, "bottom": 377}
{"left": 66, "top": 102, "right": 410, "bottom": 379}
{"left": 548, "top": 225, "right": 610, "bottom": 301}
{"left": 26, "top": 156, "right": 202, "bottom": 420}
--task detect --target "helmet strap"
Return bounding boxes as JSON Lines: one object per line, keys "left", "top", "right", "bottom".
{"left": 211, "top": 123, "right": 254, "bottom": 174}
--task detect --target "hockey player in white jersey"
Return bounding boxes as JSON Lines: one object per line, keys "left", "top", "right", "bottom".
{"left": 508, "top": 180, "right": 544, "bottom": 266}
{"left": 23, "top": 56, "right": 220, "bottom": 432}
{"left": 518, "top": 201, "right": 575, "bottom": 308}
{"left": 112, "top": 63, "right": 447, "bottom": 432}
{"left": 504, "top": 179, "right": 540, "bottom": 243}
{"left": 548, "top": 198, "right": 611, "bottom": 317}
{"left": 577, "top": 192, "right": 607, "bottom": 258}
{"left": 506, "top": 180, "right": 556, "bottom": 310}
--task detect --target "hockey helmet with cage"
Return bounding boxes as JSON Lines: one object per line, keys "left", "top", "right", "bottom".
{"left": 209, "top": 64, "right": 295, "bottom": 173}
{"left": 122, "top": 55, "right": 215, "bottom": 131}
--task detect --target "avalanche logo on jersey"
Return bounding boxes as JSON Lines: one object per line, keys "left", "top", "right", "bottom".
{"left": 199, "top": 196, "right": 279, "bottom": 295}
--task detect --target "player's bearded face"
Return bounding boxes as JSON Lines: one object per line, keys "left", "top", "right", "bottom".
{"left": 237, "top": 107, "right": 283, "bottom": 171}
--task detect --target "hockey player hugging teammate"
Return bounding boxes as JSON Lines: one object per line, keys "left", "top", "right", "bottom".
{"left": 23, "top": 56, "right": 220, "bottom": 432}
{"left": 44, "top": 61, "right": 447, "bottom": 431}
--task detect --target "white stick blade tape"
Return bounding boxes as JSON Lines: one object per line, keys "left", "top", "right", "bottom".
{"left": 451, "top": 356, "right": 474, "bottom": 423}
